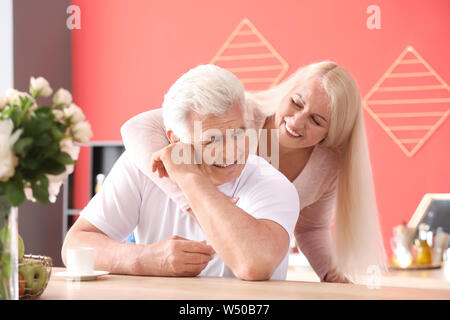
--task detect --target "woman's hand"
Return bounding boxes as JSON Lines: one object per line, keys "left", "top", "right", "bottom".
{"left": 322, "top": 268, "right": 352, "bottom": 283}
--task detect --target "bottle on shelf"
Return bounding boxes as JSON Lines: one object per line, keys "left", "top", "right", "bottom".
{"left": 416, "top": 223, "right": 432, "bottom": 265}
{"left": 432, "top": 227, "right": 450, "bottom": 265}
{"left": 95, "top": 173, "right": 105, "bottom": 194}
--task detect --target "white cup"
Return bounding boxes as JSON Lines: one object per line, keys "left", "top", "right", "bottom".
{"left": 66, "top": 247, "right": 95, "bottom": 275}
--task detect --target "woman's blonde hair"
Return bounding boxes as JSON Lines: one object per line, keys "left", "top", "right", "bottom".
{"left": 246, "top": 61, "right": 387, "bottom": 283}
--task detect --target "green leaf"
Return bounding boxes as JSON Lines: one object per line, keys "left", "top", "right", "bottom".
{"left": 34, "top": 133, "right": 52, "bottom": 147}
{"left": 1, "top": 105, "right": 13, "bottom": 117}
{"left": 34, "top": 106, "right": 52, "bottom": 117}
{"left": 19, "top": 95, "right": 27, "bottom": 107}
{"left": 0, "top": 277, "right": 10, "bottom": 300}
{"left": 9, "top": 109, "right": 22, "bottom": 128}
{"left": 30, "top": 87, "right": 38, "bottom": 99}
{"left": 53, "top": 151, "right": 75, "bottom": 165}
{"left": 22, "top": 157, "right": 39, "bottom": 170}
{"left": 41, "top": 141, "right": 59, "bottom": 159}
{"left": 23, "top": 97, "right": 34, "bottom": 110}
{"left": 34, "top": 173, "right": 49, "bottom": 189}
{"left": 23, "top": 117, "right": 52, "bottom": 136}
{"left": 14, "top": 137, "right": 34, "bottom": 158}
{"left": 51, "top": 126, "right": 65, "bottom": 141}
{"left": 41, "top": 159, "right": 66, "bottom": 175}
{"left": 0, "top": 196, "right": 10, "bottom": 230}
{"left": 31, "top": 175, "right": 49, "bottom": 203}
{"left": 0, "top": 219, "right": 10, "bottom": 241}
{"left": 1, "top": 252, "right": 10, "bottom": 278}
{"left": 23, "top": 119, "right": 40, "bottom": 136}
{"left": 5, "top": 180, "right": 25, "bottom": 207}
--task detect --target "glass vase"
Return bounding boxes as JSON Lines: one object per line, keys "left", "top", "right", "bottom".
{"left": 0, "top": 195, "right": 18, "bottom": 300}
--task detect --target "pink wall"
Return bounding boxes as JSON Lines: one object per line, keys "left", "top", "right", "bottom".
{"left": 71, "top": 0, "right": 450, "bottom": 257}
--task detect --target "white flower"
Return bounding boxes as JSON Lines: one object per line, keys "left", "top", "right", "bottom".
{"left": 29, "top": 100, "right": 39, "bottom": 111}
{"left": 25, "top": 165, "right": 75, "bottom": 203}
{"left": 0, "top": 119, "right": 22, "bottom": 182}
{"left": 0, "top": 94, "right": 7, "bottom": 110}
{"left": 42, "top": 138, "right": 81, "bottom": 202}
{"left": 24, "top": 187, "right": 36, "bottom": 203}
{"left": 60, "top": 138, "right": 80, "bottom": 161}
{"left": 52, "top": 109, "right": 64, "bottom": 122}
{"left": 30, "top": 76, "right": 53, "bottom": 98}
{"left": 63, "top": 103, "right": 85, "bottom": 124}
{"left": 53, "top": 88, "right": 72, "bottom": 108}
{"left": 46, "top": 161, "right": 78, "bottom": 203}
{"left": 46, "top": 174, "right": 66, "bottom": 203}
{"left": 72, "top": 121, "right": 93, "bottom": 143}
{"left": 5, "top": 88, "right": 34, "bottom": 106}
{"left": 65, "top": 164, "right": 74, "bottom": 176}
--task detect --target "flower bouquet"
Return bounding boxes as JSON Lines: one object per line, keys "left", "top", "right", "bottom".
{"left": 0, "top": 77, "right": 92, "bottom": 299}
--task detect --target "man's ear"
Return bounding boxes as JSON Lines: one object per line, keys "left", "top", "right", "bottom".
{"left": 166, "top": 130, "right": 180, "bottom": 144}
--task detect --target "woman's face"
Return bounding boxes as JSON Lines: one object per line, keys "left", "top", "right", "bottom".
{"left": 274, "top": 77, "right": 331, "bottom": 150}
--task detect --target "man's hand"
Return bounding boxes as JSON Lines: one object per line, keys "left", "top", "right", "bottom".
{"left": 137, "top": 235, "right": 215, "bottom": 277}
{"left": 151, "top": 142, "right": 206, "bottom": 185}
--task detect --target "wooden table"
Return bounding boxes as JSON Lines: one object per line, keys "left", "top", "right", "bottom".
{"left": 39, "top": 268, "right": 450, "bottom": 300}
{"left": 287, "top": 265, "right": 450, "bottom": 291}
{"left": 287, "top": 253, "right": 450, "bottom": 291}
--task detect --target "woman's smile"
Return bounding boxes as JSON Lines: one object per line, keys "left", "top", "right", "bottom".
{"left": 283, "top": 120, "right": 303, "bottom": 138}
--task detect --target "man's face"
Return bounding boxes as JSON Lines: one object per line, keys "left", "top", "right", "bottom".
{"left": 188, "top": 103, "right": 249, "bottom": 186}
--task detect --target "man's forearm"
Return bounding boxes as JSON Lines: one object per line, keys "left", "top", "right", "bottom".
{"left": 62, "top": 228, "right": 146, "bottom": 275}
{"left": 178, "top": 174, "right": 282, "bottom": 280}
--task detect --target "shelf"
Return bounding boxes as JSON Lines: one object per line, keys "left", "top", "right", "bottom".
{"left": 62, "top": 141, "right": 125, "bottom": 241}
{"left": 90, "top": 143, "right": 125, "bottom": 198}
{"left": 68, "top": 209, "right": 81, "bottom": 216}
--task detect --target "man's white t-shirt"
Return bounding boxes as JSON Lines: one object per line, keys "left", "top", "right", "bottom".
{"left": 80, "top": 152, "right": 300, "bottom": 280}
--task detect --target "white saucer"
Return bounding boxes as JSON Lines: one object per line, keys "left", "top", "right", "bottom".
{"left": 54, "top": 270, "right": 109, "bottom": 281}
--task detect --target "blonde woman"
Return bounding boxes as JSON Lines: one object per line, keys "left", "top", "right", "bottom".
{"left": 120, "top": 61, "right": 387, "bottom": 284}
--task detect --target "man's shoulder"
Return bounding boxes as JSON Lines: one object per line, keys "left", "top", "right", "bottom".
{"left": 110, "top": 151, "right": 160, "bottom": 196}
{"left": 245, "top": 154, "right": 283, "bottom": 176}
{"left": 112, "top": 151, "right": 148, "bottom": 181}
{"left": 236, "top": 154, "right": 300, "bottom": 216}
{"left": 240, "top": 154, "right": 297, "bottom": 192}
{"left": 113, "top": 151, "right": 135, "bottom": 170}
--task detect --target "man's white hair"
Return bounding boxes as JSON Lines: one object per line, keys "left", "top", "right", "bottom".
{"left": 162, "top": 64, "right": 245, "bottom": 141}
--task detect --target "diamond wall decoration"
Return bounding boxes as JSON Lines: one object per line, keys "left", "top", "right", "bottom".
{"left": 210, "top": 18, "right": 289, "bottom": 92}
{"left": 363, "top": 46, "right": 450, "bottom": 157}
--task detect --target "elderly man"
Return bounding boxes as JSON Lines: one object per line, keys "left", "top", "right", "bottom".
{"left": 62, "top": 65, "right": 299, "bottom": 280}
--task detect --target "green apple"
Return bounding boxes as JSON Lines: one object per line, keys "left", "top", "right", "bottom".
{"left": 19, "top": 259, "right": 47, "bottom": 295}
{"left": 18, "top": 273, "right": 25, "bottom": 297}
{"left": 0, "top": 228, "right": 24, "bottom": 262}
